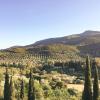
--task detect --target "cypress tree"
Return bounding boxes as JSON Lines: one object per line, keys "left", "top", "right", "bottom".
{"left": 4, "top": 68, "right": 10, "bottom": 100}
{"left": 82, "top": 56, "right": 92, "bottom": 100}
{"left": 93, "top": 60, "right": 99, "bottom": 100}
{"left": 9, "top": 76, "right": 15, "bottom": 100}
{"left": 28, "top": 70, "right": 35, "bottom": 100}
{"left": 20, "top": 79, "right": 24, "bottom": 100}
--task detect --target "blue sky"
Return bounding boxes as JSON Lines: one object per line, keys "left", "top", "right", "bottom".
{"left": 0, "top": 0, "right": 100, "bottom": 49}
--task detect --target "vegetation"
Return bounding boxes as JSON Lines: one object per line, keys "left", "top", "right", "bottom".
{"left": 0, "top": 34, "right": 100, "bottom": 100}
{"left": 82, "top": 57, "right": 100, "bottom": 100}
{"left": 28, "top": 70, "right": 35, "bottom": 100}
{"left": 20, "top": 79, "right": 24, "bottom": 100}
{"left": 82, "top": 56, "right": 92, "bottom": 100}
{"left": 4, "top": 68, "right": 10, "bottom": 100}
{"left": 93, "top": 60, "right": 99, "bottom": 100}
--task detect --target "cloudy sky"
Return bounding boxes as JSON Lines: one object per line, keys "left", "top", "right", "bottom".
{"left": 0, "top": 0, "right": 100, "bottom": 49}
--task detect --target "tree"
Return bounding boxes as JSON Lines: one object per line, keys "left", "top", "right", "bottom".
{"left": 93, "top": 60, "right": 99, "bottom": 100}
{"left": 82, "top": 56, "right": 92, "bottom": 100}
{"left": 4, "top": 68, "right": 10, "bottom": 100}
{"left": 9, "top": 76, "right": 15, "bottom": 100}
{"left": 20, "top": 79, "right": 24, "bottom": 100}
{"left": 28, "top": 70, "right": 35, "bottom": 100}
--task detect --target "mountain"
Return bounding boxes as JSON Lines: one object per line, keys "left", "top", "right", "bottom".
{"left": 80, "top": 30, "right": 100, "bottom": 36}
{"left": 25, "top": 30, "right": 100, "bottom": 57}
{"left": 0, "top": 30, "right": 100, "bottom": 63}
{"left": 27, "top": 30, "right": 100, "bottom": 47}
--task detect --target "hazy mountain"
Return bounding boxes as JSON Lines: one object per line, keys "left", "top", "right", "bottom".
{"left": 80, "top": 30, "right": 100, "bottom": 36}
{"left": 1, "top": 30, "right": 100, "bottom": 58}
{"left": 27, "top": 30, "right": 100, "bottom": 47}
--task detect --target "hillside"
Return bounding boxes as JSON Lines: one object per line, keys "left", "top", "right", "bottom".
{"left": 0, "top": 30, "right": 100, "bottom": 65}
{"left": 26, "top": 30, "right": 100, "bottom": 58}
{"left": 30, "top": 30, "right": 100, "bottom": 46}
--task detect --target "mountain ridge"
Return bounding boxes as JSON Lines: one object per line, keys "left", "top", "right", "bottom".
{"left": 1, "top": 30, "right": 100, "bottom": 59}
{"left": 27, "top": 30, "right": 100, "bottom": 47}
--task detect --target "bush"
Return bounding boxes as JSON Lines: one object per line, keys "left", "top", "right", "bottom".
{"left": 68, "top": 88, "right": 78, "bottom": 96}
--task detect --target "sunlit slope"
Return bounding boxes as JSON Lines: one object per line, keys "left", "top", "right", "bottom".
{"left": 0, "top": 30, "right": 100, "bottom": 63}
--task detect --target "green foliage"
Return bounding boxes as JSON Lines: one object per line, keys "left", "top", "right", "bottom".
{"left": 49, "top": 88, "right": 70, "bottom": 100}
{"left": 93, "top": 60, "right": 99, "bottom": 100}
{"left": 55, "top": 81, "right": 64, "bottom": 89}
{"left": 1, "top": 53, "right": 100, "bottom": 100}
{"left": 4, "top": 68, "right": 10, "bottom": 100}
{"left": 42, "top": 84, "right": 52, "bottom": 98}
{"left": 28, "top": 70, "right": 35, "bottom": 100}
{"left": 82, "top": 56, "right": 92, "bottom": 100}
{"left": 9, "top": 77, "right": 15, "bottom": 100}
{"left": 68, "top": 88, "right": 78, "bottom": 96}
{"left": 34, "top": 80, "right": 44, "bottom": 99}
{"left": 20, "top": 79, "right": 24, "bottom": 100}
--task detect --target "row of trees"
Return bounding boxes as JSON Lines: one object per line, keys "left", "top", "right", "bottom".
{"left": 82, "top": 56, "right": 99, "bottom": 100}
{"left": 4, "top": 69, "right": 35, "bottom": 100}
{"left": 3, "top": 56, "right": 99, "bottom": 100}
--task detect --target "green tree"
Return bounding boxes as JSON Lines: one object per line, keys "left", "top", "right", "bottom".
{"left": 4, "top": 68, "right": 10, "bottom": 100}
{"left": 28, "top": 70, "right": 35, "bottom": 100}
{"left": 20, "top": 79, "right": 24, "bottom": 100}
{"left": 93, "top": 60, "right": 99, "bottom": 100}
{"left": 9, "top": 76, "right": 15, "bottom": 100}
{"left": 82, "top": 56, "right": 92, "bottom": 100}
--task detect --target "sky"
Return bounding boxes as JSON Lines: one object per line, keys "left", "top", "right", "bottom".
{"left": 0, "top": 0, "right": 100, "bottom": 49}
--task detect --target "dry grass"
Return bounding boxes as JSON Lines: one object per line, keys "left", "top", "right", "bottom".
{"left": 67, "top": 84, "right": 84, "bottom": 92}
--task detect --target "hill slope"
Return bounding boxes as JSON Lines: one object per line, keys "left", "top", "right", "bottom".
{"left": 29, "top": 30, "right": 100, "bottom": 46}
{"left": 0, "top": 30, "right": 100, "bottom": 64}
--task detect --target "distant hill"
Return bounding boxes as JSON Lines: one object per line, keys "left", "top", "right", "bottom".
{"left": 24, "top": 30, "right": 100, "bottom": 57}
{"left": 28, "top": 30, "right": 100, "bottom": 46}
{"left": 1, "top": 30, "right": 100, "bottom": 62}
